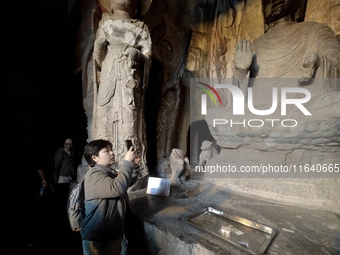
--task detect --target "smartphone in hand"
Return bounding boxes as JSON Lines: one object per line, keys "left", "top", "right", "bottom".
{"left": 125, "top": 140, "right": 133, "bottom": 150}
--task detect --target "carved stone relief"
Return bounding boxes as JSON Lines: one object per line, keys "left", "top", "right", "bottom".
{"left": 74, "top": 0, "right": 340, "bottom": 209}
{"left": 210, "top": 0, "right": 246, "bottom": 80}
{"left": 74, "top": 0, "right": 101, "bottom": 143}
{"left": 145, "top": 0, "right": 196, "bottom": 171}
{"left": 196, "top": 0, "right": 340, "bottom": 210}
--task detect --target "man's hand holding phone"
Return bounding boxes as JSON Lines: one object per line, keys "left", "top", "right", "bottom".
{"left": 124, "top": 140, "right": 135, "bottom": 162}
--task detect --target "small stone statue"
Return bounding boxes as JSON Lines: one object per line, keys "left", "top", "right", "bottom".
{"left": 198, "top": 140, "right": 219, "bottom": 167}
{"left": 169, "top": 148, "right": 190, "bottom": 186}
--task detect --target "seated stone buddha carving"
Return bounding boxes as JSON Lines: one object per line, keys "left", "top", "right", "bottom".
{"left": 234, "top": 0, "right": 340, "bottom": 103}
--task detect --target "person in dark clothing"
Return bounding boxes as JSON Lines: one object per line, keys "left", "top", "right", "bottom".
{"left": 53, "top": 138, "right": 79, "bottom": 205}
{"left": 54, "top": 138, "right": 78, "bottom": 185}
{"left": 52, "top": 138, "right": 83, "bottom": 252}
{"left": 81, "top": 139, "right": 137, "bottom": 255}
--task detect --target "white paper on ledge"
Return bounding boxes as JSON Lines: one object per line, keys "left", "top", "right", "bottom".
{"left": 146, "top": 177, "right": 171, "bottom": 196}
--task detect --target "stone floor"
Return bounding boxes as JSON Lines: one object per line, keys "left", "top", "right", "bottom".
{"left": 9, "top": 171, "right": 339, "bottom": 255}
{"left": 128, "top": 171, "right": 340, "bottom": 255}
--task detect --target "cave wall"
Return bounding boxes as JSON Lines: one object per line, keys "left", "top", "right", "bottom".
{"left": 71, "top": 0, "right": 339, "bottom": 210}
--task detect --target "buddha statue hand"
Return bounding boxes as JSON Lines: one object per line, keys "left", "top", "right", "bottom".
{"left": 125, "top": 47, "right": 142, "bottom": 69}
{"left": 298, "top": 52, "right": 320, "bottom": 83}
{"left": 234, "top": 40, "right": 254, "bottom": 77}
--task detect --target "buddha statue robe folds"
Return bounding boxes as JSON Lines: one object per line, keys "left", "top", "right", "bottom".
{"left": 92, "top": 12, "right": 152, "bottom": 173}
{"left": 251, "top": 21, "right": 340, "bottom": 94}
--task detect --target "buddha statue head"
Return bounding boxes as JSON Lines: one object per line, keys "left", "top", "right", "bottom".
{"left": 261, "top": 0, "right": 308, "bottom": 26}
{"left": 98, "top": 0, "right": 152, "bottom": 18}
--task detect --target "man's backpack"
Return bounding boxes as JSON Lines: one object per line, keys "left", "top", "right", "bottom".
{"left": 67, "top": 180, "right": 85, "bottom": 231}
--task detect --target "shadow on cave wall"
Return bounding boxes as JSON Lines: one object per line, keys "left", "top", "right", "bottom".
{"left": 188, "top": 119, "right": 221, "bottom": 167}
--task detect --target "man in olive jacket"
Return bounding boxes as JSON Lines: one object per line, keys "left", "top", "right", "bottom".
{"left": 80, "top": 139, "right": 137, "bottom": 255}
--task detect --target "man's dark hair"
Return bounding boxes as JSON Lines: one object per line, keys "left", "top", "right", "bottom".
{"left": 84, "top": 139, "right": 113, "bottom": 167}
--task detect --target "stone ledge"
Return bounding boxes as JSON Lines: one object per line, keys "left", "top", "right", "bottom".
{"left": 129, "top": 177, "right": 340, "bottom": 255}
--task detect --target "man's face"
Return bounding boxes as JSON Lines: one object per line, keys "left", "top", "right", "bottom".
{"left": 262, "top": 0, "right": 301, "bottom": 24}
{"left": 93, "top": 145, "right": 115, "bottom": 168}
{"left": 64, "top": 139, "right": 73, "bottom": 151}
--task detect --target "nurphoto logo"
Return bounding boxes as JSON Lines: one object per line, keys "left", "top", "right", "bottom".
{"left": 196, "top": 81, "right": 312, "bottom": 128}
{"left": 196, "top": 82, "right": 223, "bottom": 115}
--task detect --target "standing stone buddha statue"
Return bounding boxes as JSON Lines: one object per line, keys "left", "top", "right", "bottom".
{"left": 92, "top": 0, "right": 152, "bottom": 177}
